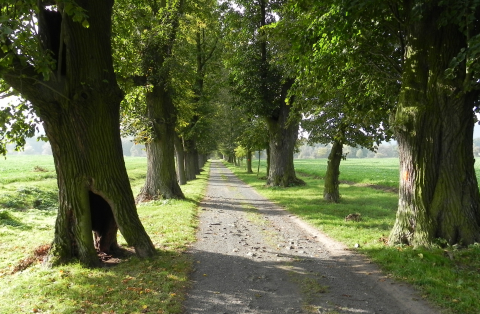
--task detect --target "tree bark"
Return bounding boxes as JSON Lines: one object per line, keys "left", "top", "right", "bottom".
{"left": 174, "top": 133, "right": 187, "bottom": 185}
{"left": 246, "top": 150, "right": 253, "bottom": 173}
{"left": 184, "top": 138, "right": 197, "bottom": 181}
{"left": 257, "top": 151, "right": 261, "bottom": 176}
{"left": 324, "top": 140, "right": 343, "bottom": 203}
{"left": 266, "top": 147, "right": 270, "bottom": 178}
{"left": 266, "top": 99, "right": 304, "bottom": 187}
{"left": 389, "top": 3, "right": 480, "bottom": 246}
{"left": 136, "top": 85, "right": 184, "bottom": 202}
{"left": 0, "top": 1, "right": 156, "bottom": 266}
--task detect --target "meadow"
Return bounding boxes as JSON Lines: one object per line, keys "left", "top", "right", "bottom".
{"left": 227, "top": 157, "right": 480, "bottom": 314}
{"left": 0, "top": 155, "right": 208, "bottom": 314}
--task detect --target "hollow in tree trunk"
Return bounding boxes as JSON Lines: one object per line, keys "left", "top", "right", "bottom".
{"left": 389, "top": 4, "right": 480, "bottom": 246}
{"left": 324, "top": 140, "right": 343, "bottom": 203}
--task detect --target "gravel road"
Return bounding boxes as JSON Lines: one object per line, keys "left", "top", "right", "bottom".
{"left": 183, "top": 161, "right": 440, "bottom": 314}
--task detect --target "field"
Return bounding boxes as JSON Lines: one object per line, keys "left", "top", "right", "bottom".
{"left": 227, "top": 157, "right": 480, "bottom": 314}
{"left": 0, "top": 155, "right": 209, "bottom": 314}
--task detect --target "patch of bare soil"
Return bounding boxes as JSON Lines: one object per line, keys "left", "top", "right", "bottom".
{"left": 183, "top": 161, "right": 440, "bottom": 314}
{"left": 339, "top": 180, "right": 398, "bottom": 194}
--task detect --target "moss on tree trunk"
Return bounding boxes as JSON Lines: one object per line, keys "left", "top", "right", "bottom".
{"left": 389, "top": 4, "right": 480, "bottom": 246}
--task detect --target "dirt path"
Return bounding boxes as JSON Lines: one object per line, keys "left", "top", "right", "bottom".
{"left": 183, "top": 161, "right": 440, "bottom": 314}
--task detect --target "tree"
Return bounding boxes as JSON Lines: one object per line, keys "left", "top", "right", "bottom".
{"left": 223, "top": 0, "right": 303, "bottom": 187}
{"left": 114, "top": 0, "right": 185, "bottom": 201}
{"left": 172, "top": 0, "right": 222, "bottom": 180}
{"left": 238, "top": 117, "right": 270, "bottom": 174}
{"left": 280, "top": 1, "right": 396, "bottom": 202}
{"left": 387, "top": 1, "right": 480, "bottom": 246}
{"left": 0, "top": 1, "right": 155, "bottom": 266}
{"left": 300, "top": 0, "right": 480, "bottom": 245}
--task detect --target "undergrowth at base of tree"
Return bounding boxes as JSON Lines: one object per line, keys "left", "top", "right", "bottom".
{"left": 225, "top": 158, "right": 480, "bottom": 314}
{"left": 0, "top": 156, "right": 209, "bottom": 314}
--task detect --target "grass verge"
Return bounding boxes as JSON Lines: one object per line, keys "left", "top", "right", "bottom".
{"left": 0, "top": 156, "right": 209, "bottom": 314}
{"left": 226, "top": 159, "right": 480, "bottom": 314}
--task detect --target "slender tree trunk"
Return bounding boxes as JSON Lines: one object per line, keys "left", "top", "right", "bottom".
{"left": 389, "top": 4, "right": 480, "bottom": 246}
{"left": 136, "top": 85, "right": 184, "bottom": 202}
{"left": 324, "top": 140, "right": 343, "bottom": 203}
{"left": 246, "top": 150, "right": 253, "bottom": 173}
{"left": 174, "top": 133, "right": 187, "bottom": 185}
{"left": 266, "top": 147, "right": 270, "bottom": 178}
{"left": 2, "top": 1, "right": 155, "bottom": 266}
{"left": 184, "top": 139, "right": 197, "bottom": 181}
{"left": 257, "top": 150, "right": 261, "bottom": 176}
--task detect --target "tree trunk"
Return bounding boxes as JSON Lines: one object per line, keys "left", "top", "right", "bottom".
{"left": 184, "top": 139, "right": 197, "bottom": 181}
{"left": 389, "top": 4, "right": 480, "bottom": 246}
{"left": 266, "top": 147, "right": 270, "bottom": 178}
{"left": 194, "top": 148, "right": 201, "bottom": 174}
{"left": 136, "top": 85, "right": 184, "bottom": 202}
{"left": 257, "top": 150, "right": 261, "bottom": 176}
{"left": 174, "top": 133, "right": 187, "bottom": 185}
{"left": 323, "top": 140, "right": 343, "bottom": 203}
{"left": 246, "top": 150, "right": 253, "bottom": 173}
{"left": 2, "top": 1, "right": 156, "bottom": 267}
{"left": 266, "top": 101, "right": 304, "bottom": 187}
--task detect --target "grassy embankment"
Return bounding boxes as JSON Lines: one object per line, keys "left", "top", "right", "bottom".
{"left": 0, "top": 155, "right": 209, "bottom": 314}
{"left": 226, "top": 158, "right": 480, "bottom": 314}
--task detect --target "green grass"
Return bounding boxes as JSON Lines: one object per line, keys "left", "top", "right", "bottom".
{"left": 227, "top": 158, "right": 480, "bottom": 314}
{"left": 294, "top": 158, "right": 400, "bottom": 188}
{"left": 0, "top": 155, "right": 209, "bottom": 314}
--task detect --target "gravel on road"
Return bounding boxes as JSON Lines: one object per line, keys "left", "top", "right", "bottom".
{"left": 183, "top": 161, "right": 439, "bottom": 314}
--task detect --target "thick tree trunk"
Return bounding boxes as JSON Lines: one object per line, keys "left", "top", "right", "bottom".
{"left": 246, "top": 150, "right": 253, "bottom": 173}
{"left": 324, "top": 140, "right": 343, "bottom": 203}
{"left": 2, "top": 1, "right": 156, "bottom": 266}
{"left": 174, "top": 133, "right": 187, "bottom": 185}
{"left": 266, "top": 101, "right": 303, "bottom": 187}
{"left": 389, "top": 4, "right": 480, "bottom": 246}
{"left": 136, "top": 85, "right": 184, "bottom": 202}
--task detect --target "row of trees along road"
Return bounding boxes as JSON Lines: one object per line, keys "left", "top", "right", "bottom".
{"left": 0, "top": 0, "right": 218, "bottom": 267}
{"left": 1, "top": 0, "right": 480, "bottom": 265}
